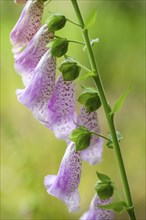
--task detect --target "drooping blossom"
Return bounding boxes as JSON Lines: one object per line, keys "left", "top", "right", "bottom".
{"left": 44, "top": 142, "right": 82, "bottom": 212}
{"left": 16, "top": 49, "right": 56, "bottom": 127}
{"left": 14, "top": 24, "right": 54, "bottom": 86}
{"left": 77, "top": 107, "right": 103, "bottom": 165}
{"left": 14, "top": 0, "right": 27, "bottom": 4}
{"left": 80, "top": 194, "right": 114, "bottom": 220}
{"left": 47, "top": 74, "right": 76, "bottom": 139}
{"left": 10, "top": 0, "right": 44, "bottom": 52}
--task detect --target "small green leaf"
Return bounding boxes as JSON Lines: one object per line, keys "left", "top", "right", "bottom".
{"left": 76, "top": 132, "right": 91, "bottom": 151}
{"left": 76, "top": 71, "right": 95, "bottom": 81}
{"left": 96, "top": 172, "right": 111, "bottom": 182}
{"left": 48, "top": 38, "right": 68, "bottom": 57}
{"left": 111, "top": 88, "right": 130, "bottom": 115}
{"left": 95, "top": 182, "right": 114, "bottom": 199}
{"left": 59, "top": 60, "right": 81, "bottom": 81}
{"left": 98, "top": 201, "right": 128, "bottom": 213}
{"left": 69, "top": 127, "right": 89, "bottom": 142}
{"left": 84, "top": 10, "right": 97, "bottom": 30}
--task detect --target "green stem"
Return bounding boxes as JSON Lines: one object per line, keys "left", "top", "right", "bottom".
{"left": 67, "top": 18, "right": 81, "bottom": 27}
{"left": 71, "top": 1, "right": 136, "bottom": 220}
{"left": 90, "top": 132, "right": 111, "bottom": 143}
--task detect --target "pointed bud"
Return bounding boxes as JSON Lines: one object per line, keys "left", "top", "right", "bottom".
{"left": 59, "top": 60, "right": 81, "bottom": 81}
{"left": 46, "top": 14, "right": 67, "bottom": 32}
{"left": 48, "top": 38, "right": 68, "bottom": 57}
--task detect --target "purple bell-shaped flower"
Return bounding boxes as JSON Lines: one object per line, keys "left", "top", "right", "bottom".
{"left": 44, "top": 142, "right": 82, "bottom": 212}
{"left": 80, "top": 194, "right": 114, "bottom": 220}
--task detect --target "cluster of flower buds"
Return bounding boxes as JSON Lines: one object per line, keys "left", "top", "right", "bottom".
{"left": 10, "top": 0, "right": 113, "bottom": 219}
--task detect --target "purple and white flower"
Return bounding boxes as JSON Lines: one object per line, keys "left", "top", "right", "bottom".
{"left": 10, "top": 0, "right": 44, "bottom": 52}
{"left": 80, "top": 194, "right": 114, "bottom": 220}
{"left": 77, "top": 107, "right": 103, "bottom": 165}
{"left": 16, "top": 49, "right": 56, "bottom": 127}
{"left": 44, "top": 142, "right": 82, "bottom": 212}
{"left": 47, "top": 74, "right": 76, "bottom": 139}
{"left": 14, "top": 24, "right": 54, "bottom": 86}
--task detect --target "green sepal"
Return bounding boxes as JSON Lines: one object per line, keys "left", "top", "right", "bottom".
{"left": 78, "top": 87, "right": 101, "bottom": 112}
{"left": 98, "top": 201, "right": 128, "bottom": 213}
{"left": 69, "top": 126, "right": 91, "bottom": 151}
{"left": 95, "top": 181, "right": 114, "bottom": 199}
{"left": 46, "top": 14, "right": 67, "bottom": 32}
{"left": 76, "top": 132, "right": 91, "bottom": 151}
{"left": 96, "top": 172, "right": 111, "bottom": 183}
{"left": 59, "top": 60, "right": 81, "bottom": 81}
{"left": 85, "top": 96, "right": 101, "bottom": 112}
{"left": 47, "top": 38, "right": 68, "bottom": 57}
{"left": 69, "top": 127, "right": 89, "bottom": 142}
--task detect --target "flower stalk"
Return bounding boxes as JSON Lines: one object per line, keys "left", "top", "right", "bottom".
{"left": 71, "top": 1, "right": 136, "bottom": 220}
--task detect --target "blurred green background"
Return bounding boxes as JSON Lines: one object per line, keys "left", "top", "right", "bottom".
{"left": 1, "top": 0, "right": 145, "bottom": 219}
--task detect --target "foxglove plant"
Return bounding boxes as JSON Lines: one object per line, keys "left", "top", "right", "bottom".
{"left": 47, "top": 74, "right": 76, "bottom": 139}
{"left": 44, "top": 142, "right": 82, "bottom": 212}
{"left": 80, "top": 195, "right": 114, "bottom": 220}
{"left": 10, "top": 0, "right": 46, "bottom": 56}
{"left": 16, "top": 49, "right": 56, "bottom": 127}
{"left": 14, "top": 24, "right": 54, "bottom": 86}
{"left": 10, "top": 0, "right": 137, "bottom": 220}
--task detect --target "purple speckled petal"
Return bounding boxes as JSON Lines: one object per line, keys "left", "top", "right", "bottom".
{"left": 16, "top": 50, "right": 56, "bottom": 127}
{"left": 44, "top": 142, "right": 82, "bottom": 212}
{"left": 48, "top": 74, "right": 76, "bottom": 139}
{"left": 77, "top": 107, "right": 103, "bottom": 165}
{"left": 80, "top": 194, "right": 114, "bottom": 220}
{"left": 10, "top": 0, "right": 44, "bottom": 49}
{"left": 14, "top": 24, "right": 54, "bottom": 86}
{"left": 14, "top": 0, "right": 27, "bottom": 4}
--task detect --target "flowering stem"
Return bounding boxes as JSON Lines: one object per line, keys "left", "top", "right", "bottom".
{"left": 71, "top": 1, "right": 136, "bottom": 220}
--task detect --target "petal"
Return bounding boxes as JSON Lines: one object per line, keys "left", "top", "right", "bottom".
{"left": 10, "top": 0, "right": 44, "bottom": 48}
{"left": 14, "top": 0, "right": 27, "bottom": 4}
{"left": 48, "top": 74, "right": 76, "bottom": 139}
{"left": 14, "top": 24, "right": 54, "bottom": 86}
{"left": 80, "top": 194, "right": 114, "bottom": 220}
{"left": 77, "top": 107, "right": 103, "bottom": 165}
{"left": 16, "top": 50, "right": 56, "bottom": 127}
{"left": 44, "top": 142, "right": 82, "bottom": 212}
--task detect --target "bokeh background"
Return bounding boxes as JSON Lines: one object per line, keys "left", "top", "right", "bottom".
{"left": 1, "top": 0, "right": 145, "bottom": 219}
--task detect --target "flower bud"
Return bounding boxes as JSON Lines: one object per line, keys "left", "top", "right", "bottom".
{"left": 46, "top": 14, "right": 67, "bottom": 32}
{"left": 49, "top": 38, "right": 68, "bottom": 57}
{"left": 59, "top": 60, "right": 81, "bottom": 81}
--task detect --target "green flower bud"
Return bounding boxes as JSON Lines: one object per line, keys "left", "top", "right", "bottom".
{"left": 46, "top": 14, "right": 66, "bottom": 32}
{"left": 49, "top": 38, "right": 68, "bottom": 57}
{"left": 59, "top": 60, "right": 81, "bottom": 81}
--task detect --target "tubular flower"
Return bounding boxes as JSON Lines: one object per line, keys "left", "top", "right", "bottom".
{"left": 80, "top": 194, "right": 114, "bottom": 220}
{"left": 16, "top": 50, "right": 56, "bottom": 127}
{"left": 14, "top": 24, "right": 54, "bottom": 86}
{"left": 47, "top": 74, "right": 76, "bottom": 139}
{"left": 14, "top": 0, "right": 27, "bottom": 4}
{"left": 44, "top": 142, "right": 82, "bottom": 212}
{"left": 77, "top": 107, "right": 103, "bottom": 165}
{"left": 10, "top": 0, "right": 44, "bottom": 51}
